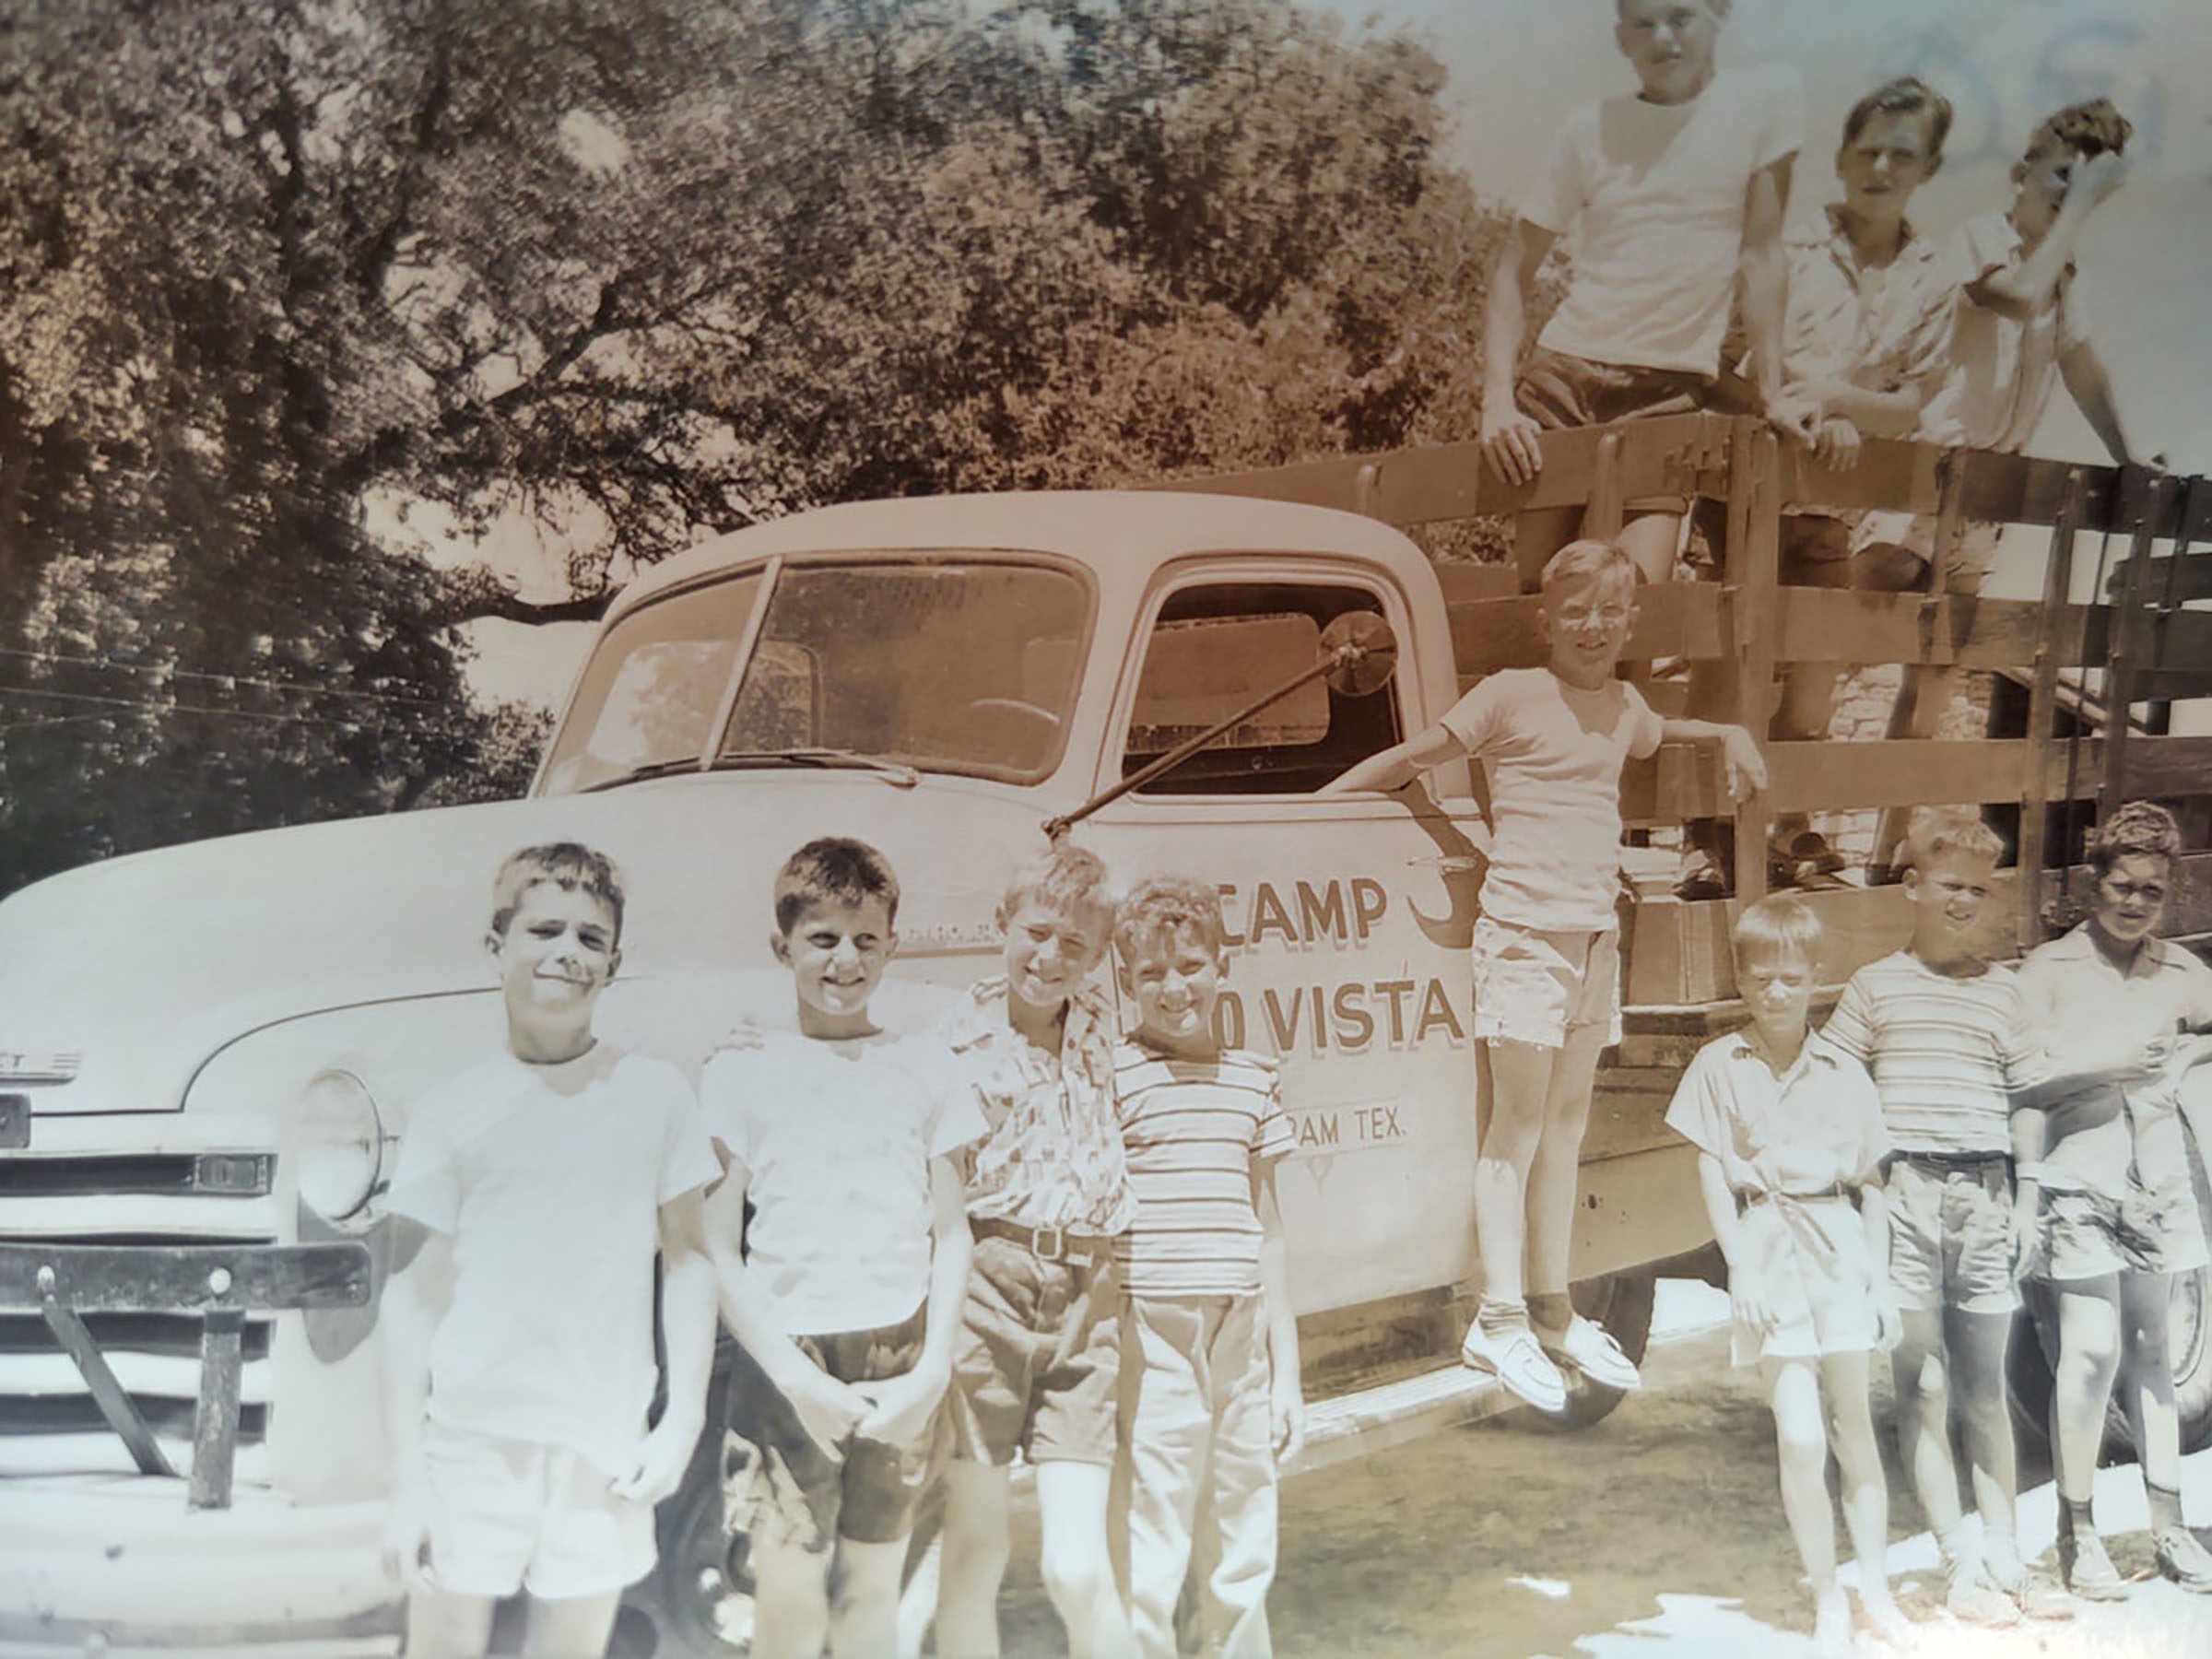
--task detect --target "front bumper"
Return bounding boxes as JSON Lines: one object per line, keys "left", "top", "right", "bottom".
{"left": 0, "top": 1477, "right": 395, "bottom": 1655}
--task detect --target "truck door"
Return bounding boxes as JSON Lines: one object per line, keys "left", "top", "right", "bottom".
{"left": 1083, "top": 563, "right": 1486, "bottom": 1316}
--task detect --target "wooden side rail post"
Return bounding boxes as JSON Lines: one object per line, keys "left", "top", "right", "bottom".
{"left": 1724, "top": 418, "right": 1782, "bottom": 905}
{"left": 0, "top": 1241, "right": 372, "bottom": 1510}
{"left": 2018, "top": 469, "right": 2089, "bottom": 950}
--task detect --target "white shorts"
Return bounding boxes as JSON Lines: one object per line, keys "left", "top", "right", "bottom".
{"left": 421, "top": 1422, "right": 656, "bottom": 1601}
{"left": 1469, "top": 916, "right": 1621, "bottom": 1050}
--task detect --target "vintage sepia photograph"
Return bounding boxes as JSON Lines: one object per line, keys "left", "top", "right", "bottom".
{"left": 4, "top": 1, "right": 2212, "bottom": 1653}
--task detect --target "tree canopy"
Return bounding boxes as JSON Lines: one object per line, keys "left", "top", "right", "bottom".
{"left": 0, "top": 0, "right": 1507, "bottom": 891}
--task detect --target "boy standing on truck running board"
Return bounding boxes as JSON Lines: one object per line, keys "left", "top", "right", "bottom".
{"left": 1820, "top": 815, "right": 2065, "bottom": 1624}
{"left": 1324, "top": 537, "right": 1764, "bottom": 1413}
{"left": 1667, "top": 896, "right": 1912, "bottom": 1653}
{"left": 1112, "top": 874, "right": 1301, "bottom": 1659}
{"left": 379, "top": 842, "right": 721, "bottom": 1658}
{"left": 931, "top": 843, "right": 1136, "bottom": 1659}
{"left": 700, "top": 838, "right": 983, "bottom": 1659}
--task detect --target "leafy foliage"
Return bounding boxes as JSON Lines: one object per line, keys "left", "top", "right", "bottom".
{"left": 0, "top": 0, "right": 1505, "bottom": 892}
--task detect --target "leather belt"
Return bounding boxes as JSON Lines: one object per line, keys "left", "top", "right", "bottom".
{"left": 971, "top": 1215, "right": 1113, "bottom": 1265}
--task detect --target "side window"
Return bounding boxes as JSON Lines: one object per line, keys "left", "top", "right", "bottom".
{"left": 1122, "top": 581, "right": 1403, "bottom": 796}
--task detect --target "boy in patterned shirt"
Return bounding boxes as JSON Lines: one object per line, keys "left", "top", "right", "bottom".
{"left": 932, "top": 843, "right": 1136, "bottom": 1659}
{"left": 1112, "top": 875, "right": 1300, "bottom": 1659}
{"left": 1822, "top": 815, "right": 2060, "bottom": 1624}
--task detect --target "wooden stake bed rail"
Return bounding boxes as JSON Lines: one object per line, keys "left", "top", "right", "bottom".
{"left": 0, "top": 1241, "right": 371, "bottom": 1510}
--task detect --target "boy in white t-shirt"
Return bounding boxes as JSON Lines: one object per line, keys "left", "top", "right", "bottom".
{"left": 700, "top": 838, "right": 985, "bottom": 1659}
{"left": 380, "top": 842, "right": 721, "bottom": 1658}
{"left": 1482, "top": 0, "right": 1814, "bottom": 590}
{"left": 1327, "top": 539, "right": 1765, "bottom": 1412}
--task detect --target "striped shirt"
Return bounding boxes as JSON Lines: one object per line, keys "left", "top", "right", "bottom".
{"left": 1822, "top": 950, "right": 2049, "bottom": 1156}
{"left": 1113, "top": 1041, "right": 1296, "bottom": 1299}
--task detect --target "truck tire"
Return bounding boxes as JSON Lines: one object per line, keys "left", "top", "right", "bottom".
{"left": 1527, "top": 1268, "right": 1659, "bottom": 1432}
{"left": 641, "top": 1451, "right": 756, "bottom": 1657}
{"left": 2006, "top": 1112, "right": 2212, "bottom": 1458}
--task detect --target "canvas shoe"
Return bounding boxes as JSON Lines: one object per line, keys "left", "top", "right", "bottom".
{"left": 2056, "top": 1530, "right": 2128, "bottom": 1603}
{"left": 2154, "top": 1525, "right": 2212, "bottom": 1594}
{"left": 1944, "top": 1567, "right": 2021, "bottom": 1626}
{"left": 1460, "top": 1321, "right": 1568, "bottom": 1413}
{"left": 1981, "top": 1538, "right": 2072, "bottom": 1621}
{"left": 1811, "top": 1585, "right": 1853, "bottom": 1657}
{"left": 1540, "top": 1314, "right": 1643, "bottom": 1392}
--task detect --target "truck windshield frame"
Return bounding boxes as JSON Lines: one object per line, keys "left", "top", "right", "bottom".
{"left": 536, "top": 551, "right": 1097, "bottom": 795}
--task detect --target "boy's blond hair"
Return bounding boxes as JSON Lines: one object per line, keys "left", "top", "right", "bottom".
{"left": 1114, "top": 874, "right": 1228, "bottom": 962}
{"left": 2022, "top": 97, "right": 2132, "bottom": 166}
{"left": 995, "top": 841, "right": 1114, "bottom": 934}
{"left": 491, "top": 841, "right": 625, "bottom": 941}
{"left": 1732, "top": 892, "right": 1824, "bottom": 976}
{"left": 773, "top": 836, "right": 900, "bottom": 933}
{"left": 1901, "top": 811, "right": 2004, "bottom": 873}
{"left": 1539, "top": 537, "right": 1639, "bottom": 596}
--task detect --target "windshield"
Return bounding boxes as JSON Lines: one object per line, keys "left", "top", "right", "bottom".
{"left": 538, "top": 556, "right": 1091, "bottom": 794}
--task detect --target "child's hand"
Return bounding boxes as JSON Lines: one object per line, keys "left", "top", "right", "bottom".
{"left": 1482, "top": 403, "right": 1547, "bottom": 487}
{"left": 781, "top": 1365, "right": 873, "bottom": 1454}
{"left": 1271, "top": 1372, "right": 1307, "bottom": 1467}
{"left": 612, "top": 1417, "right": 700, "bottom": 1506}
{"left": 1763, "top": 387, "right": 1822, "bottom": 448}
{"left": 2007, "top": 1194, "right": 2042, "bottom": 1278}
{"left": 2067, "top": 148, "right": 2128, "bottom": 213}
{"left": 380, "top": 1478, "right": 430, "bottom": 1586}
{"left": 712, "top": 1014, "right": 769, "bottom": 1056}
{"left": 1812, "top": 417, "right": 1863, "bottom": 473}
{"left": 1873, "top": 1290, "right": 1904, "bottom": 1354}
{"left": 853, "top": 1362, "right": 950, "bottom": 1450}
{"left": 1718, "top": 725, "right": 1768, "bottom": 802}
{"left": 1729, "top": 1283, "right": 1777, "bottom": 1334}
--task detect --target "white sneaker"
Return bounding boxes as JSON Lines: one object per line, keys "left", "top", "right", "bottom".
{"left": 1460, "top": 1321, "right": 1569, "bottom": 1412}
{"left": 1541, "top": 1315, "right": 1643, "bottom": 1392}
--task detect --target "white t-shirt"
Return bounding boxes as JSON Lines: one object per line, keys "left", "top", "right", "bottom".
{"left": 1921, "top": 210, "right": 2090, "bottom": 454}
{"left": 383, "top": 1043, "right": 720, "bottom": 1477}
{"left": 1525, "top": 65, "right": 1802, "bottom": 375}
{"left": 701, "top": 1031, "right": 987, "bottom": 1336}
{"left": 1440, "top": 666, "right": 1665, "bottom": 932}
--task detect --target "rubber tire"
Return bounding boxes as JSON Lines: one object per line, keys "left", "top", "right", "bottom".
{"left": 2006, "top": 1109, "right": 2212, "bottom": 1459}
{"left": 1524, "top": 1268, "right": 1659, "bottom": 1432}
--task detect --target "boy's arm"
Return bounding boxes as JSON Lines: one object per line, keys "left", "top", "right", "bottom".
{"left": 2009, "top": 1099, "right": 2049, "bottom": 1277}
{"left": 1859, "top": 1179, "right": 1900, "bottom": 1348}
{"left": 1738, "top": 156, "right": 1818, "bottom": 444}
{"left": 1693, "top": 1152, "right": 1775, "bottom": 1334}
{"left": 701, "top": 1163, "right": 869, "bottom": 1453}
{"left": 1254, "top": 1154, "right": 1303, "bottom": 1465}
{"left": 1970, "top": 150, "right": 2126, "bottom": 319}
{"left": 856, "top": 1154, "right": 972, "bottom": 1446}
{"left": 614, "top": 1188, "right": 717, "bottom": 1503}
{"left": 377, "top": 1217, "right": 451, "bottom": 1584}
{"left": 1323, "top": 720, "right": 1470, "bottom": 796}
{"left": 1655, "top": 715, "right": 1768, "bottom": 803}
{"left": 1479, "top": 218, "right": 1558, "bottom": 487}
{"left": 2059, "top": 340, "right": 2135, "bottom": 465}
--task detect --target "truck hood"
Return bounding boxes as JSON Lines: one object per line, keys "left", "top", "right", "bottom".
{"left": 0, "top": 771, "right": 1054, "bottom": 1114}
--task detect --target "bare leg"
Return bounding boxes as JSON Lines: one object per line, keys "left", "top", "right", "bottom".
{"left": 750, "top": 1535, "right": 834, "bottom": 1659}
{"left": 1820, "top": 1349, "right": 1906, "bottom": 1632}
{"left": 1854, "top": 540, "right": 1947, "bottom": 874}
{"left": 1947, "top": 1306, "right": 2020, "bottom": 1555}
{"left": 1035, "top": 1461, "right": 1130, "bottom": 1659}
{"left": 406, "top": 1585, "right": 499, "bottom": 1657}
{"left": 1476, "top": 1038, "right": 1561, "bottom": 1310}
{"left": 2117, "top": 1272, "right": 2181, "bottom": 1496}
{"left": 1524, "top": 1026, "right": 1608, "bottom": 1310}
{"left": 935, "top": 1461, "right": 1014, "bottom": 1659}
{"left": 833, "top": 1535, "right": 911, "bottom": 1659}
{"left": 1766, "top": 1356, "right": 1839, "bottom": 1591}
{"left": 1616, "top": 511, "right": 1684, "bottom": 585}
{"left": 522, "top": 1590, "right": 623, "bottom": 1659}
{"left": 2051, "top": 1277, "right": 2124, "bottom": 1508}
{"left": 1889, "top": 1309, "right": 1965, "bottom": 1553}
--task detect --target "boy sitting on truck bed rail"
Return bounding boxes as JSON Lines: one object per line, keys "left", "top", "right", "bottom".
{"left": 930, "top": 843, "right": 1136, "bottom": 1659}
{"left": 1324, "top": 537, "right": 1765, "bottom": 1413}
{"left": 379, "top": 842, "right": 721, "bottom": 1658}
{"left": 700, "top": 838, "right": 984, "bottom": 1659}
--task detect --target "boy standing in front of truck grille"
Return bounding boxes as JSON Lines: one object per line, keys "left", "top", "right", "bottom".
{"left": 1112, "top": 874, "right": 1300, "bottom": 1659}
{"left": 379, "top": 842, "right": 722, "bottom": 1657}
{"left": 1821, "top": 814, "right": 2063, "bottom": 1624}
{"left": 931, "top": 843, "right": 1137, "bottom": 1659}
{"left": 1325, "top": 538, "right": 1764, "bottom": 1414}
{"left": 700, "top": 838, "right": 984, "bottom": 1659}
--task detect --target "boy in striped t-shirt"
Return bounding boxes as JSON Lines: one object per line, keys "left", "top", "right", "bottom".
{"left": 1112, "top": 875, "right": 1300, "bottom": 1659}
{"left": 1822, "top": 815, "right": 2059, "bottom": 1624}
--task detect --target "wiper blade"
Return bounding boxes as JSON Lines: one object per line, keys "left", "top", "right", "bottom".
{"left": 577, "top": 756, "right": 707, "bottom": 793}
{"left": 715, "top": 748, "right": 921, "bottom": 788}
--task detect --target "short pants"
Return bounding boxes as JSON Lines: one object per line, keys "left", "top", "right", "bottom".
{"left": 1470, "top": 915, "right": 1621, "bottom": 1050}
{"left": 949, "top": 1230, "right": 1122, "bottom": 1468}
{"left": 419, "top": 1422, "right": 655, "bottom": 1600}
{"left": 2036, "top": 1179, "right": 2212, "bottom": 1283}
{"left": 1851, "top": 510, "right": 2002, "bottom": 593}
{"left": 721, "top": 1300, "right": 941, "bottom": 1556}
{"left": 1727, "top": 1192, "right": 1884, "bottom": 1367}
{"left": 1515, "top": 346, "right": 1712, "bottom": 516}
{"left": 1886, "top": 1152, "right": 2018, "bottom": 1316}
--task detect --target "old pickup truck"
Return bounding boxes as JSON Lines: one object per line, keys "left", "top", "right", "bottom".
{"left": 3, "top": 411, "right": 2208, "bottom": 1653}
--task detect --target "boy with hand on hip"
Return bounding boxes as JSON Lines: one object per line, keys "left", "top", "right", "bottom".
{"left": 1112, "top": 875, "right": 1301, "bottom": 1659}
{"left": 931, "top": 843, "right": 1136, "bottom": 1659}
{"left": 1325, "top": 538, "right": 1764, "bottom": 1414}
{"left": 1667, "top": 896, "right": 1911, "bottom": 1654}
{"left": 700, "top": 838, "right": 984, "bottom": 1659}
{"left": 1821, "top": 815, "right": 2064, "bottom": 1624}
{"left": 1482, "top": 0, "right": 1814, "bottom": 591}
{"left": 380, "top": 842, "right": 721, "bottom": 1658}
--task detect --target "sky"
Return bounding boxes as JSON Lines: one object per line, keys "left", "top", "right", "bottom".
{"left": 464, "top": 0, "right": 2212, "bottom": 708}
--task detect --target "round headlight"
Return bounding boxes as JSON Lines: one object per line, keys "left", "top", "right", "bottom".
{"left": 293, "top": 1068, "right": 382, "bottom": 1223}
